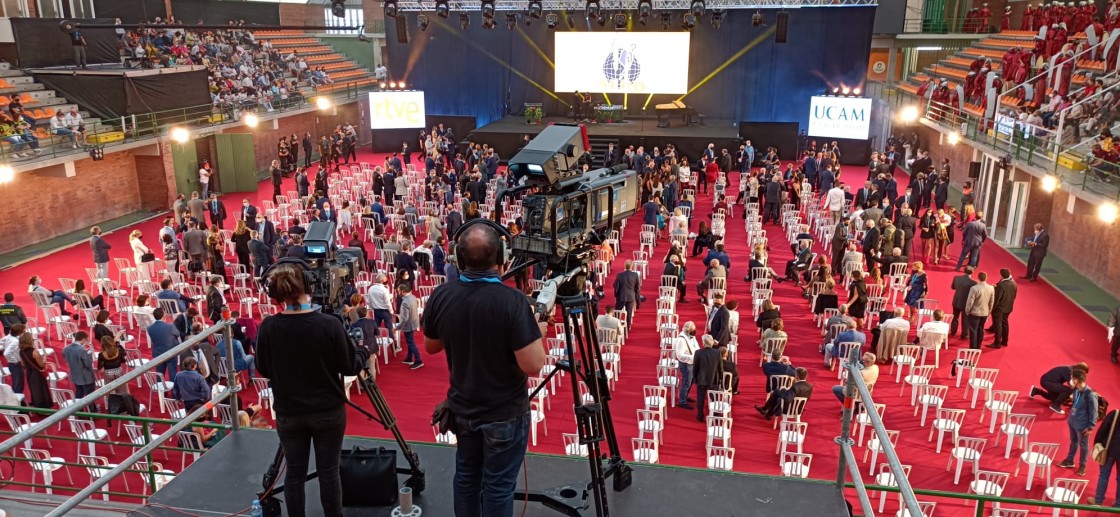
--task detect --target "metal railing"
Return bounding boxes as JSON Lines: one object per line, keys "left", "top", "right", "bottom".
{"left": 0, "top": 320, "right": 241, "bottom": 516}
{"left": 1000, "top": 38, "right": 1112, "bottom": 105}
{"left": 3, "top": 79, "right": 379, "bottom": 167}
{"left": 902, "top": 16, "right": 981, "bottom": 35}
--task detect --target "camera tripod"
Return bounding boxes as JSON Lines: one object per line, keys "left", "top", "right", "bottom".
{"left": 257, "top": 364, "right": 425, "bottom": 516}
{"left": 521, "top": 290, "right": 633, "bottom": 517}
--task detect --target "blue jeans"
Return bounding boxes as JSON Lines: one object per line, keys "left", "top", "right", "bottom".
{"left": 373, "top": 309, "right": 393, "bottom": 335}
{"left": 955, "top": 245, "right": 981, "bottom": 270}
{"left": 678, "top": 363, "right": 693, "bottom": 405}
{"left": 155, "top": 359, "right": 178, "bottom": 383}
{"left": 832, "top": 385, "right": 845, "bottom": 402}
{"left": 1096, "top": 456, "right": 1120, "bottom": 505}
{"left": 53, "top": 127, "right": 76, "bottom": 145}
{"left": 1064, "top": 425, "right": 1091, "bottom": 467}
{"left": 402, "top": 330, "right": 421, "bottom": 364}
{"left": 453, "top": 413, "right": 530, "bottom": 517}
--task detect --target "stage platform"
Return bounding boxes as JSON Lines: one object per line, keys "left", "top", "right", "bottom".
{"left": 132, "top": 429, "right": 850, "bottom": 517}
{"left": 471, "top": 116, "right": 743, "bottom": 164}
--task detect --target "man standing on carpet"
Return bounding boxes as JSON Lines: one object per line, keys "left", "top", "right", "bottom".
{"left": 955, "top": 211, "right": 988, "bottom": 271}
{"left": 89, "top": 226, "right": 112, "bottom": 280}
{"left": 963, "top": 271, "right": 994, "bottom": 350}
{"left": 674, "top": 321, "right": 699, "bottom": 410}
{"left": 613, "top": 261, "right": 641, "bottom": 328}
{"left": 1024, "top": 223, "right": 1050, "bottom": 282}
{"left": 1056, "top": 369, "right": 1098, "bottom": 477}
{"left": 949, "top": 266, "right": 976, "bottom": 340}
{"left": 423, "top": 222, "right": 545, "bottom": 517}
{"left": 692, "top": 334, "right": 724, "bottom": 422}
{"left": 988, "top": 269, "right": 1017, "bottom": 348}
{"left": 707, "top": 293, "right": 732, "bottom": 347}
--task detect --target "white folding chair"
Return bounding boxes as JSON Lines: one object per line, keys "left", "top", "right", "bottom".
{"left": 947, "top": 436, "right": 986, "bottom": 484}
{"left": 22, "top": 448, "right": 73, "bottom": 494}
{"left": 631, "top": 437, "right": 658, "bottom": 464}
{"left": 997, "top": 413, "right": 1036, "bottom": 460}
{"left": 1014, "top": 441, "right": 1059, "bottom": 491}
{"left": 781, "top": 452, "right": 813, "bottom": 478}
{"left": 965, "top": 367, "right": 999, "bottom": 409}
{"left": 928, "top": 408, "right": 967, "bottom": 454}
{"left": 706, "top": 445, "right": 735, "bottom": 471}
{"left": 874, "top": 463, "right": 912, "bottom": 513}
{"left": 637, "top": 409, "right": 664, "bottom": 445}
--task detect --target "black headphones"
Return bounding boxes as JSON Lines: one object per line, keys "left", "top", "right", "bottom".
{"left": 259, "top": 257, "right": 316, "bottom": 303}
{"left": 451, "top": 218, "right": 511, "bottom": 270}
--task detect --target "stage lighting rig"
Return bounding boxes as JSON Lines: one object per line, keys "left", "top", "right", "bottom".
{"left": 331, "top": 0, "right": 346, "bottom": 18}
{"left": 752, "top": 10, "right": 763, "bottom": 26}
{"left": 638, "top": 0, "right": 652, "bottom": 24}
{"left": 384, "top": 0, "right": 399, "bottom": 17}
{"left": 660, "top": 11, "right": 672, "bottom": 29}
{"left": 459, "top": 11, "right": 470, "bottom": 29}
{"left": 613, "top": 12, "right": 627, "bottom": 29}
{"left": 586, "top": 0, "right": 600, "bottom": 18}
{"left": 596, "top": 12, "right": 607, "bottom": 26}
{"left": 506, "top": 12, "right": 517, "bottom": 29}
{"left": 482, "top": 16, "right": 496, "bottom": 29}
{"left": 690, "top": 0, "right": 704, "bottom": 17}
{"left": 682, "top": 13, "right": 695, "bottom": 29}
{"left": 546, "top": 12, "right": 559, "bottom": 28}
{"left": 710, "top": 9, "right": 723, "bottom": 29}
{"left": 435, "top": 0, "right": 449, "bottom": 18}
{"left": 417, "top": 13, "right": 429, "bottom": 30}
{"left": 481, "top": 0, "right": 495, "bottom": 19}
{"left": 528, "top": 0, "right": 543, "bottom": 18}
{"left": 565, "top": 13, "right": 575, "bottom": 27}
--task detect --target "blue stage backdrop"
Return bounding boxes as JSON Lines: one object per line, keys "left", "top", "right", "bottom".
{"left": 385, "top": 8, "right": 874, "bottom": 129}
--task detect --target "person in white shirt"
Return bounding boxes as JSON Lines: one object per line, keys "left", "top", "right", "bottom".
{"left": 198, "top": 162, "right": 213, "bottom": 199}
{"left": 822, "top": 184, "right": 847, "bottom": 223}
{"left": 595, "top": 305, "right": 622, "bottom": 332}
{"left": 365, "top": 274, "right": 395, "bottom": 340}
{"left": 674, "top": 321, "right": 699, "bottom": 409}
{"left": 50, "top": 111, "right": 79, "bottom": 148}
{"left": 374, "top": 64, "right": 388, "bottom": 82}
{"left": 63, "top": 106, "right": 85, "bottom": 143}
{"left": 879, "top": 307, "right": 911, "bottom": 333}
{"left": 726, "top": 300, "right": 740, "bottom": 336}
{"left": 917, "top": 308, "right": 951, "bottom": 341}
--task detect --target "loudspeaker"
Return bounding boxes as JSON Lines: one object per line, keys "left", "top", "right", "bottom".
{"left": 396, "top": 14, "right": 409, "bottom": 44}
{"left": 968, "top": 161, "right": 981, "bottom": 179}
{"left": 775, "top": 12, "right": 789, "bottom": 44}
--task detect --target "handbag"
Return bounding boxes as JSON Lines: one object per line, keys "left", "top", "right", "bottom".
{"left": 339, "top": 445, "right": 398, "bottom": 507}
{"left": 1093, "top": 410, "right": 1117, "bottom": 465}
{"left": 140, "top": 252, "right": 156, "bottom": 262}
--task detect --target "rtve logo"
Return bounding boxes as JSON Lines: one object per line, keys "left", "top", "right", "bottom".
{"left": 370, "top": 92, "right": 425, "bottom": 128}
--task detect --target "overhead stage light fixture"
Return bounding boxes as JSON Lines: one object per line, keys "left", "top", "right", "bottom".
{"left": 528, "top": 0, "right": 542, "bottom": 19}
{"left": 752, "top": 10, "right": 763, "bottom": 26}
{"left": 418, "top": 14, "right": 430, "bottom": 31}
{"left": 586, "top": 0, "right": 600, "bottom": 18}
{"left": 690, "top": 0, "right": 705, "bottom": 18}
{"left": 482, "top": 16, "right": 496, "bottom": 29}
{"left": 384, "top": 0, "right": 399, "bottom": 18}
{"left": 331, "top": 0, "right": 346, "bottom": 18}
{"left": 660, "top": 11, "right": 672, "bottom": 30}
{"left": 682, "top": 13, "right": 695, "bottom": 29}
{"left": 506, "top": 12, "right": 517, "bottom": 30}
{"left": 481, "top": 0, "right": 495, "bottom": 19}
{"left": 710, "top": 10, "right": 723, "bottom": 29}
{"left": 459, "top": 12, "right": 470, "bottom": 29}
{"left": 546, "top": 13, "right": 559, "bottom": 28}
{"left": 613, "top": 12, "right": 627, "bottom": 29}
{"left": 638, "top": 0, "right": 652, "bottom": 24}
{"left": 435, "top": 0, "right": 449, "bottom": 18}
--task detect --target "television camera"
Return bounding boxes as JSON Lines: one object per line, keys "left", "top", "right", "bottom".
{"left": 298, "top": 221, "right": 366, "bottom": 313}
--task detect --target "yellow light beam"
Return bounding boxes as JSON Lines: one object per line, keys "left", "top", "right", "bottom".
{"left": 516, "top": 26, "right": 554, "bottom": 69}
{"left": 642, "top": 93, "right": 655, "bottom": 110}
{"left": 602, "top": 93, "right": 612, "bottom": 105}
{"left": 677, "top": 26, "right": 775, "bottom": 102}
{"left": 623, "top": 92, "right": 628, "bottom": 110}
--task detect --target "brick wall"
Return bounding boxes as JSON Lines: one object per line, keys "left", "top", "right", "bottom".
{"left": 135, "top": 143, "right": 177, "bottom": 210}
{"left": 279, "top": 3, "right": 324, "bottom": 26}
{"left": 1048, "top": 190, "right": 1120, "bottom": 296}
{"left": 0, "top": 151, "right": 142, "bottom": 255}
{"left": 223, "top": 102, "right": 369, "bottom": 173}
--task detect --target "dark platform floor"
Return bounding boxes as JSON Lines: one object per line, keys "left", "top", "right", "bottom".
{"left": 131, "top": 429, "right": 850, "bottom": 517}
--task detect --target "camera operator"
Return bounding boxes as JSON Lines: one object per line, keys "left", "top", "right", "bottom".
{"left": 256, "top": 263, "right": 369, "bottom": 517}
{"left": 422, "top": 222, "right": 545, "bottom": 517}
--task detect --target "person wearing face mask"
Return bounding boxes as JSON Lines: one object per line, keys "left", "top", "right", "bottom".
{"left": 240, "top": 199, "right": 258, "bottom": 223}
{"left": 673, "top": 321, "right": 699, "bottom": 410}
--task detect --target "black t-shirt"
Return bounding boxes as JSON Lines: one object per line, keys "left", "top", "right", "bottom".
{"left": 256, "top": 312, "right": 362, "bottom": 416}
{"left": 422, "top": 279, "right": 541, "bottom": 421}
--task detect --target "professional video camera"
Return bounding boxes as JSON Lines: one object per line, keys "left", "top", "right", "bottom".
{"left": 299, "top": 221, "right": 366, "bottom": 313}
{"left": 503, "top": 124, "right": 640, "bottom": 295}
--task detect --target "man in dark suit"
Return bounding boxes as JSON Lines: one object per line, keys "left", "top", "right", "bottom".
{"left": 383, "top": 170, "right": 396, "bottom": 202}
{"left": 613, "top": 261, "right": 642, "bottom": 327}
{"left": 761, "top": 351, "right": 796, "bottom": 392}
{"left": 855, "top": 181, "right": 873, "bottom": 209}
{"left": 207, "top": 194, "right": 227, "bottom": 229}
{"left": 755, "top": 367, "right": 812, "bottom": 419}
{"left": 949, "top": 266, "right": 977, "bottom": 339}
{"left": 896, "top": 187, "right": 915, "bottom": 211}
{"left": 803, "top": 152, "right": 820, "bottom": 186}
{"left": 240, "top": 199, "right": 258, "bottom": 223}
{"left": 818, "top": 165, "right": 836, "bottom": 194}
{"left": 1025, "top": 223, "right": 1050, "bottom": 281}
{"left": 602, "top": 143, "right": 617, "bottom": 167}
{"left": 719, "top": 148, "right": 733, "bottom": 174}
{"left": 446, "top": 208, "right": 464, "bottom": 240}
{"left": 248, "top": 231, "right": 273, "bottom": 278}
{"left": 253, "top": 215, "right": 277, "bottom": 249}
{"left": 692, "top": 335, "right": 723, "bottom": 422}
{"left": 955, "top": 211, "right": 988, "bottom": 271}
{"left": 988, "top": 269, "right": 1017, "bottom": 348}
{"left": 401, "top": 143, "right": 412, "bottom": 166}
{"left": 707, "top": 293, "right": 732, "bottom": 346}
{"left": 320, "top": 202, "right": 339, "bottom": 224}
{"left": 763, "top": 175, "right": 782, "bottom": 224}
{"left": 895, "top": 208, "right": 917, "bottom": 256}
{"left": 861, "top": 219, "right": 880, "bottom": 266}
{"left": 301, "top": 132, "right": 313, "bottom": 168}
{"left": 205, "top": 275, "right": 226, "bottom": 323}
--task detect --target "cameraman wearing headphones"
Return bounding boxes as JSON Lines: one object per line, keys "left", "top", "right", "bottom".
{"left": 256, "top": 262, "right": 368, "bottom": 517}
{"left": 423, "top": 221, "right": 545, "bottom": 517}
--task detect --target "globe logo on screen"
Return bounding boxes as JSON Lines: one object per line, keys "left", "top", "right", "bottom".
{"left": 602, "top": 44, "right": 640, "bottom": 87}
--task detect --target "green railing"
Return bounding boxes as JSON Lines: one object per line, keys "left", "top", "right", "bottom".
{"left": 845, "top": 482, "right": 1120, "bottom": 516}
{"left": 902, "top": 16, "right": 983, "bottom": 34}
{"left": 3, "top": 79, "right": 379, "bottom": 167}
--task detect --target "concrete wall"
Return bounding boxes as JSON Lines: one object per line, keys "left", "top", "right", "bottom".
{"left": 319, "top": 35, "right": 378, "bottom": 72}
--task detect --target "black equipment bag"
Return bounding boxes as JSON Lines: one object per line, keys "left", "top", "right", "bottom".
{"left": 340, "top": 445, "right": 398, "bottom": 506}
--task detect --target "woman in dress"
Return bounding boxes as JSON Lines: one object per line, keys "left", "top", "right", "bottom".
{"left": 904, "top": 261, "right": 928, "bottom": 326}
{"left": 935, "top": 208, "right": 952, "bottom": 264}
{"left": 830, "top": 220, "right": 850, "bottom": 275}
{"left": 678, "top": 156, "right": 692, "bottom": 188}
{"left": 207, "top": 232, "right": 227, "bottom": 282}
{"left": 97, "top": 335, "right": 128, "bottom": 394}
{"left": 847, "top": 270, "right": 868, "bottom": 329}
{"left": 919, "top": 209, "right": 937, "bottom": 264}
{"left": 162, "top": 233, "right": 181, "bottom": 275}
{"left": 130, "top": 229, "right": 153, "bottom": 277}
{"left": 231, "top": 220, "right": 251, "bottom": 269}
{"left": 72, "top": 279, "right": 104, "bottom": 310}
{"left": 19, "top": 334, "right": 51, "bottom": 408}
{"left": 278, "top": 137, "right": 291, "bottom": 174}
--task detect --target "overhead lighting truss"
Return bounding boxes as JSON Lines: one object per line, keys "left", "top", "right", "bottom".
{"left": 393, "top": 0, "right": 876, "bottom": 11}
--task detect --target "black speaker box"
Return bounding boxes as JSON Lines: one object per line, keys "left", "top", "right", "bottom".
{"left": 775, "top": 12, "right": 789, "bottom": 44}
{"left": 968, "top": 161, "right": 981, "bottom": 179}
{"left": 396, "top": 15, "right": 409, "bottom": 44}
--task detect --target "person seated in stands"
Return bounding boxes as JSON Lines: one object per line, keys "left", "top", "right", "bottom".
{"left": 703, "top": 241, "right": 730, "bottom": 270}
{"left": 71, "top": 279, "right": 104, "bottom": 311}
{"left": 840, "top": 243, "right": 864, "bottom": 278}
{"left": 915, "top": 308, "right": 951, "bottom": 345}
{"left": 27, "top": 275, "right": 75, "bottom": 316}
{"left": 812, "top": 279, "right": 840, "bottom": 317}
{"left": 216, "top": 332, "right": 256, "bottom": 379}
{"left": 783, "top": 241, "right": 813, "bottom": 286}
{"left": 756, "top": 299, "right": 781, "bottom": 333}
{"left": 832, "top": 352, "right": 879, "bottom": 402}
{"left": 696, "top": 259, "right": 726, "bottom": 303}
{"left": 0, "top": 119, "right": 39, "bottom": 158}
{"left": 761, "top": 351, "right": 795, "bottom": 393}
{"left": 153, "top": 278, "right": 194, "bottom": 313}
{"left": 720, "top": 347, "right": 739, "bottom": 395}
{"left": 823, "top": 322, "right": 867, "bottom": 367}
{"left": 869, "top": 307, "right": 910, "bottom": 357}
{"left": 745, "top": 251, "right": 780, "bottom": 283}
{"left": 173, "top": 356, "right": 211, "bottom": 412}
{"left": 755, "top": 367, "right": 811, "bottom": 420}
{"left": 760, "top": 318, "right": 787, "bottom": 349}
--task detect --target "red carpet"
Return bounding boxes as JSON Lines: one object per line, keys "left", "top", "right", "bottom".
{"left": 0, "top": 150, "right": 1115, "bottom": 515}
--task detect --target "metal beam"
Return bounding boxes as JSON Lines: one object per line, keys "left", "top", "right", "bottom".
{"left": 391, "top": 0, "right": 876, "bottom": 12}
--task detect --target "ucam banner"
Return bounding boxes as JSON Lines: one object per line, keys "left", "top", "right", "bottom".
{"left": 369, "top": 90, "right": 426, "bottom": 129}
{"left": 554, "top": 32, "right": 691, "bottom": 94}
{"left": 808, "top": 96, "right": 873, "bottom": 140}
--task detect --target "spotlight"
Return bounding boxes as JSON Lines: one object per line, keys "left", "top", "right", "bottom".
{"left": 613, "top": 12, "right": 627, "bottom": 29}
{"left": 546, "top": 13, "right": 558, "bottom": 28}
{"left": 388, "top": 81, "right": 397, "bottom": 88}
{"left": 1042, "top": 174, "right": 1059, "bottom": 193}
{"left": 459, "top": 12, "right": 470, "bottom": 29}
{"left": 752, "top": 10, "right": 763, "bottom": 26}
{"left": 710, "top": 10, "right": 723, "bottom": 29}
{"left": 384, "top": 0, "right": 398, "bottom": 18}
{"left": 435, "top": 0, "right": 449, "bottom": 18}
{"left": 482, "top": 16, "right": 496, "bottom": 29}
{"left": 596, "top": 12, "right": 606, "bottom": 26}
{"left": 899, "top": 105, "right": 919, "bottom": 122}
{"left": 506, "top": 12, "right": 517, "bottom": 29}
{"left": 682, "top": 13, "right": 695, "bottom": 29}
{"left": 528, "top": 0, "right": 542, "bottom": 18}
{"left": 841, "top": 86, "right": 850, "bottom": 95}
{"left": 1099, "top": 202, "right": 1119, "bottom": 223}
{"left": 243, "top": 112, "right": 259, "bottom": 128}
{"left": 638, "top": 0, "right": 652, "bottom": 23}
{"left": 660, "top": 11, "right": 672, "bottom": 30}
{"left": 853, "top": 87, "right": 862, "bottom": 96}
{"left": 379, "top": 81, "right": 387, "bottom": 89}
{"left": 481, "top": 0, "right": 495, "bottom": 19}
{"left": 418, "top": 13, "right": 430, "bottom": 30}
{"left": 832, "top": 87, "right": 840, "bottom": 95}
{"left": 947, "top": 131, "right": 960, "bottom": 145}
{"left": 565, "top": 13, "right": 575, "bottom": 28}
{"left": 0, "top": 165, "right": 13, "bottom": 184}
{"left": 316, "top": 97, "right": 333, "bottom": 110}
{"left": 170, "top": 126, "right": 190, "bottom": 143}
{"left": 690, "top": 0, "right": 704, "bottom": 18}
{"left": 586, "top": 0, "right": 600, "bottom": 18}
{"left": 331, "top": 0, "right": 346, "bottom": 18}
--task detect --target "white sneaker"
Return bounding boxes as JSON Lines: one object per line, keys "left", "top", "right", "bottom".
{"left": 33, "top": 148, "right": 42, "bottom": 155}
{"left": 72, "top": 144, "right": 78, "bottom": 149}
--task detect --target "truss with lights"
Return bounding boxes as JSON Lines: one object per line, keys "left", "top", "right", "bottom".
{"left": 392, "top": 0, "right": 875, "bottom": 11}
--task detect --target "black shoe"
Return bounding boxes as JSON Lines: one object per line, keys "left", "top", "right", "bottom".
{"left": 410, "top": 362, "right": 425, "bottom": 370}
{"left": 678, "top": 402, "right": 694, "bottom": 410}
{"left": 687, "top": 397, "right": 695, "bottom": 403}
{"left": 1112, "top": 356, "right": 1119, "bottom": 364}
{"left": 1020, "top": 275, "right": 1032, "bottom": 280}
{"left": 1056, "top": 460, "right": 1075, "bottom": 469}
{"left": 1029, "top": 386, "right": 1038, "bottom": 398}
{"left": 985, "top": 343, "right": 1002, "bottom": 349}
{"left": 1029, "top": 278, "right": 1038, "bottom": 282}
{"left": 1050, "top": 405, "right": 1066, "bottom": 414}
{"left": 696, "top": 415, "right": 704, "bottom": 422}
